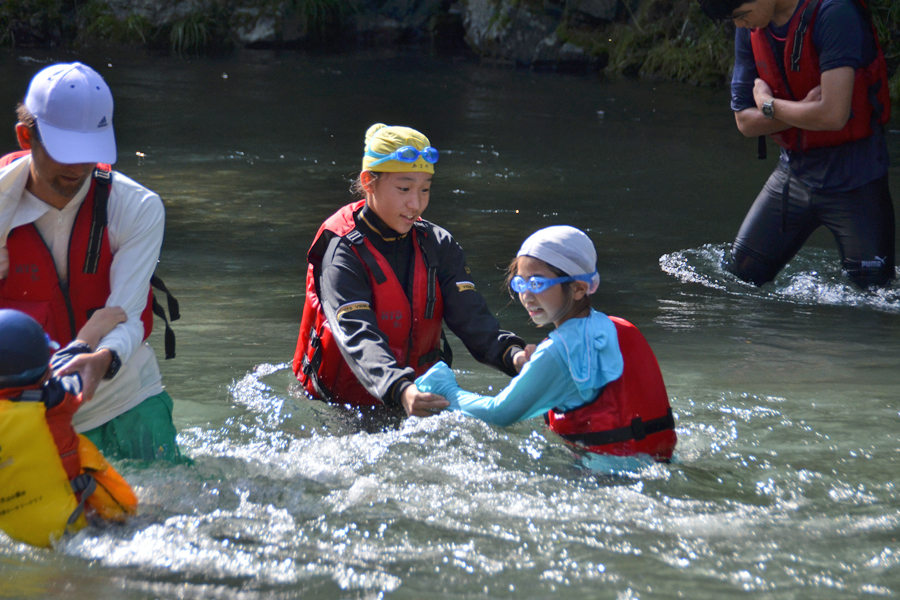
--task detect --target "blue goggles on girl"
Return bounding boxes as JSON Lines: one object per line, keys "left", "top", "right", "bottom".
{"left": 366, "top": 145, "right": 439, "bottom": 167}
{"left": 510, "top": 272, "right": 597, "bottom": 294}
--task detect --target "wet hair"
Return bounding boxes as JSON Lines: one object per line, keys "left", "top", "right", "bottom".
{"left": 15, "top": 103, "right": 42, "bottom": 149}
{"left": 16, "top": 103, "right": 36, "bottom": 130}
{"left": 505, "top": 256, "right": 592, "bottom": 327}
{"left": 350, "top": 171, "right": 382, "bottom": 197}
{"left": 696, "top": 0, "right": 748, "bottom": 21}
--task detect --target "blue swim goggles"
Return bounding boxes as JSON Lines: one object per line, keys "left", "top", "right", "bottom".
{"left": 365, "top": 145, "right": 439, "bottom": 167}
{"left": 510, "top": 272, "right": 597, "bottom": 294}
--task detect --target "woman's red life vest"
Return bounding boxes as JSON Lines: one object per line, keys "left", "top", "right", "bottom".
{"left": 546, "top": 317, "right": 677, "bottom": 462}
{"left": 750, "top": 0, "right": 890, "bottom": 152}
{"left": 292, "top": 200, "right": 445, "bottom": 406}
{"left": 0, "top": 151, "right": 154, "bottom": 346}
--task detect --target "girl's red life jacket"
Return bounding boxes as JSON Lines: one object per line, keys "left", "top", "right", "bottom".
{"left": 0, "top": 150, "right": 154, "bottom": 346}
{"left": 293, "top": 200, "right": 445, "bottom": 406}
{"left": 750, "top": 0, "right": 890, "bottom": 152}
{"left": 546, "top": 317, "right": 677, "bottom": 462}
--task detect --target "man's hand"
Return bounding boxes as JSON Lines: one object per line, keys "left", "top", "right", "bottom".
{"left": 0, "top": 247, "right": 8, "bottom": 279}
{"left": 753, "top": 78, "right": 775, "bottom": 110}
{"left": 54, "top": 349, "right": 114, "bottom": 402}
{"left": 513, "top": 344, "right": 537, "bottom": 372}
{"left": 802, "top": 85, "right": 823, "bottom": 103}
{"left": 400, "top": 384, "right": 449, "bottom": 417}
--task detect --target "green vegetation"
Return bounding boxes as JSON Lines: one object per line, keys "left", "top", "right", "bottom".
{"left": 608, "top": 0, "right": 736, "bottom": 85}
{"left": 79, "top": 1, "right": 151, "bottom": 44}
{"left": 556, "top": 0, "right": 737, "bottom": 85}
{"left": 0, "top": 0, "right": 355, "bottom": 53}
{"left": 287, "top": 0, "right": 356, "bottom": 38}
{"left": 0, "top": 0, "right": 71, "bottom": 47}
{"left": 590, "top": 0, "right": 900, "bottom": 97}
{"left": 170, "top": 13, "right": 210, "bottom": 54}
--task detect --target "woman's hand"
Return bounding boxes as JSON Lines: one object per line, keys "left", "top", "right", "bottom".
{"left": 513, "top": 344, "right": 537, "bottom": 372}
{"left": 401, "top": 384, "right": 449, "bottom": 417}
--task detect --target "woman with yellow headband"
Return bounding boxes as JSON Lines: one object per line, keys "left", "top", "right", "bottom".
{"left": 293, "top": 124, "right": 529, "bottom": 417}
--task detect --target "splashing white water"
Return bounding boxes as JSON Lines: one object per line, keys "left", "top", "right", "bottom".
{"left": 660, "top": 244, "right": 900, "bottom": 312}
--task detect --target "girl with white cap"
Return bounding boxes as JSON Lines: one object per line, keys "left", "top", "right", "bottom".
{"left": 416, "top": 225, "right": 677, "bottom": 461}
{"left": 293, "top": 124, "right": 529, "bottom": 417}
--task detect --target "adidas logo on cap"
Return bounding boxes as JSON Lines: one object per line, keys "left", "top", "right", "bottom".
{"left": 97, "top": 116, "right": 108, "bottom": 129}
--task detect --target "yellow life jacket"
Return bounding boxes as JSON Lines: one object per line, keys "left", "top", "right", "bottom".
{"left": 0, "top": 399, "right": 87, "bottom": 547}
{"left": 0, "top": 397, "right": 138, "bottom": 547}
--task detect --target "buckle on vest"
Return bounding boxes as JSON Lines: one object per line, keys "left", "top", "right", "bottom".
{"left": 345, "top": 229, "right": 364, "bottom": 245}
{"left": 631, "top": 417, "right": 646, "bottom": 441}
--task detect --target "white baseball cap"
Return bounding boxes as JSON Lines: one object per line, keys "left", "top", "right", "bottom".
{"left": 24, "top": 62, "right": 117, "bottom": 165}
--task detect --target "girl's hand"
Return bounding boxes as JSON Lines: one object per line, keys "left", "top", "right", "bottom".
{"left": 513, "top": 344, "right": 537, "bottom": 372}
{"left": 76, "top": 306, "right": 126, "bottom": 349}
{"left": 401, "top": 384, "right": 449, "bottom": 417}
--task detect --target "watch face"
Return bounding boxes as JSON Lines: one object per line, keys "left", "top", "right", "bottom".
{"left": 763, "top": 101, "right": 774, "bottom": 118}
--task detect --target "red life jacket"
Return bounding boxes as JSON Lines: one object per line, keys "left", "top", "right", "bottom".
{"left": 292, "top": 200, "right": 445, "bottom": 406}
{"left": 546, "top": 317, "right": 677, "bottom": 462}
{"left": 750, "top": 0, "right": 890, "bottom": 152}
{"left": 0, "top": 151, "right": 154, "bottom": 346}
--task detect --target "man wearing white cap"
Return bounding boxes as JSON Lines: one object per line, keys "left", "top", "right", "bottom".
{"left": 0, "top": 62, "right": 184, "bottom": 462}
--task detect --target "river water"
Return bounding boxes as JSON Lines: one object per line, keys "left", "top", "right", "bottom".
{"left": 1, "top": 48, "right": 899, "bottom": 600}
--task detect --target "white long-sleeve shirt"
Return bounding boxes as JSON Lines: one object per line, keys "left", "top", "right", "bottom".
{"left": 0, "top": 154, "right": 166, "bottom": 431}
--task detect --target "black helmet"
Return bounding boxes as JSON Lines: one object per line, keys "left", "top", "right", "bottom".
{"left": 0, "top": 309, "right": 51, "bottom": 388}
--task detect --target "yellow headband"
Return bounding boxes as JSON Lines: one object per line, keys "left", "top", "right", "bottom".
{"left": 362, "top": 123, "right": 435, "bottom": 174}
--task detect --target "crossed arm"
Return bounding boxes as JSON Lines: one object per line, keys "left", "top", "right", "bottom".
{"left": 735, "top": 66, "right": 855, "bottom": 137}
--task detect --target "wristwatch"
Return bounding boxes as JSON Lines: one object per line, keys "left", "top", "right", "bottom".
{"left": 102, "top": 348, "right": 122, "bottom": 380}
{"left": 762, "top": 99, "right": 775, "bottom": 119}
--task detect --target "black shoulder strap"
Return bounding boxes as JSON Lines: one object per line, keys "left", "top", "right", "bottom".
{"left": 764, "top": 28, "right": 797, "bottom": 100}
{"left": 66, "top": 473, "right": 97, "bottom": 529}
{"left": 83, "top": 167, "right": 111, "bottom": 275}
{"left": 414, "top": 224, "right": 440, "bottom": 320}
{"left": 345, "top": 228, "right": 388, "bottom": 285}
{"left": 790, "top": 0, "right": 822, "bottom": 72}
{"left": 150, "top": 273, "right": 180, "bottom": 359}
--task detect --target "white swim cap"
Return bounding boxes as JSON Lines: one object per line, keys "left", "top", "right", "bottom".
{"left": 517, "top": 225, "right": 600, "bottom": 294}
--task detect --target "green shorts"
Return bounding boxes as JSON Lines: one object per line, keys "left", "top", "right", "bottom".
{"left": 82, "top": 391, "right": 189, "bottom": 463}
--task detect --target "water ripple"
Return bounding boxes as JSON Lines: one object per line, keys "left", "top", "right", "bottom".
{"left": 660, "top": 244, "right": 900, "bottom": 312}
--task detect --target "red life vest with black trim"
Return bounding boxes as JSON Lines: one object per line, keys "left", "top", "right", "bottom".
{"left": 546, "top": 317, "right": 677, "bottom": 462}
{"left": 750, "top": 0, "right": 890, "bottom": 152}
{"left": 292, "top": 200, "right": 445, "bottom": 406}
{"left": 0, "top": 151, "right": 154, "bottom": 346}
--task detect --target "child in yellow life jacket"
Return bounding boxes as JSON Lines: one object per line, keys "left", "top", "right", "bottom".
{"left": 0, "top": 308, "right": 138, "bottom": 548}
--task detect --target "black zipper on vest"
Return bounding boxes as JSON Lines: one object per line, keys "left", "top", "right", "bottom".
{"left": 31, "top": 225, "right": 78, "bottom": 340}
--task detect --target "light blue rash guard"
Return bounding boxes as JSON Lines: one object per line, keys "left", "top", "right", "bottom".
{"left": 416, "top": 309, "right": 624, "bottom": 426}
